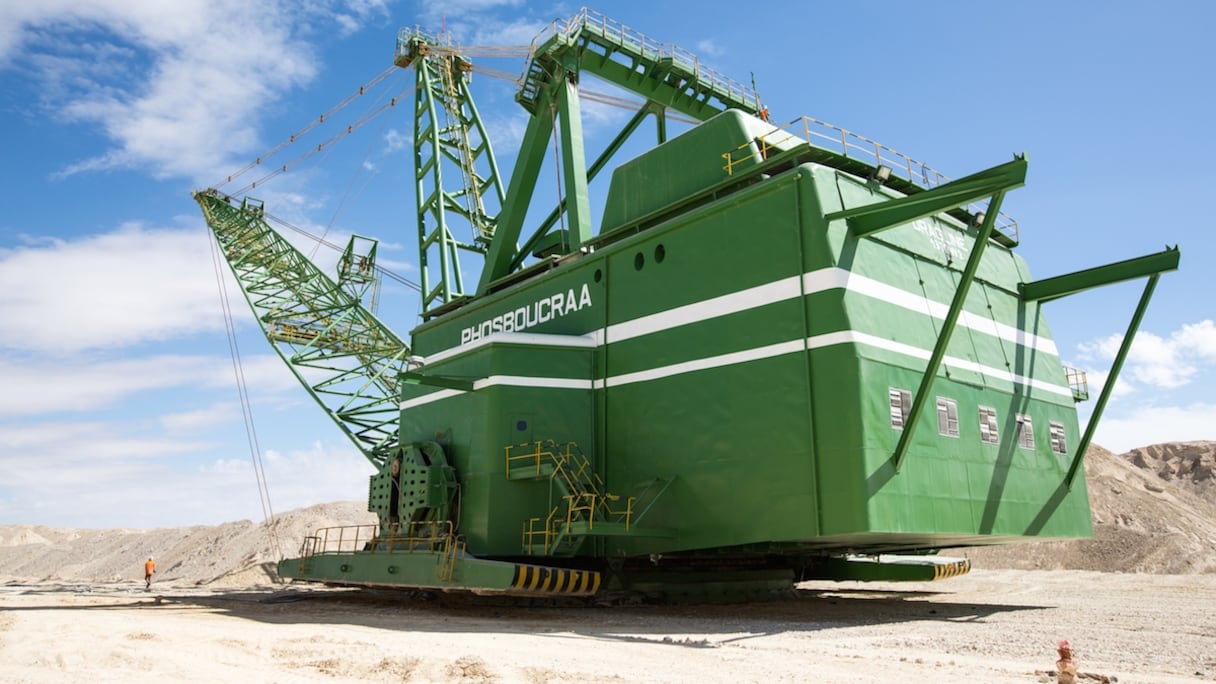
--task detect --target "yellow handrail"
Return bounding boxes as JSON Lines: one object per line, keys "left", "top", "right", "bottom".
{"left": 719, "top": 115, "right": 1020, "bottom": 242}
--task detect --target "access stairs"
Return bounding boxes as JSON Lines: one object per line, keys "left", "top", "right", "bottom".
{"left": 506, "top": 440, "right": 639, "bottom": 556}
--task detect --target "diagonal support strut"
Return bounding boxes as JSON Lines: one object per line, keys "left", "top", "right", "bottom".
{"left": 891, "top": 190, "right": 1009, "bottom": 472}
{"left": 827, "top": 156, "right": 1026, "bottom": 237}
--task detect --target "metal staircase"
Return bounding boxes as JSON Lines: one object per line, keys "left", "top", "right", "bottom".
{"left": 505, "top": 440, "right": 635, "bottom": 556}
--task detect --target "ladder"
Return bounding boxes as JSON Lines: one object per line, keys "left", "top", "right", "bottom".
{"left": 506, "top": 440, "right": 635, "bottom": 557}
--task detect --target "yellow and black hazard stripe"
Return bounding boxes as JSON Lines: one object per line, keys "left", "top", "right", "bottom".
{"left": 931, "top": 558, "right": 971, "bottom": 581}
{"left": 510, "top": 564, "right": 602, "bottom": 596}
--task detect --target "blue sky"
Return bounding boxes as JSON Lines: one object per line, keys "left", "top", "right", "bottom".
{"left": 1, "top": 0, "right": 1213, "bottom": 528}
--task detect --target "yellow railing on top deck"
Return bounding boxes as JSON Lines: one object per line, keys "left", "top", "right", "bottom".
{"left": 720, "top": 115, "right": 1020, "bottom": 243}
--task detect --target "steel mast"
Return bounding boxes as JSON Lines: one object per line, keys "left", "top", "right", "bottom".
{"left": 395, "top": 29, "right": 507, "bottom": 315}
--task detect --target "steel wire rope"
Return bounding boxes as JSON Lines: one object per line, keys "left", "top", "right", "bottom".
{"left": 205, "top": 226, "right": 285, "bottom": 561}
{"left": 260, "top": 209, "right": 423, "bottom": 293}
{"left": 229, "top": 79, "right": 415, "bottom": 197}
{"left": 212, "top": 65, "right": 398, "bottom": 191}
{"left": 305, "top": 72, "right": 406, "bottom": 263}
{"left": 577, "top": 88, "right": 699, "bottom": 125}
{"left": 469, "top": 58, "right": 700, "bottom": 125}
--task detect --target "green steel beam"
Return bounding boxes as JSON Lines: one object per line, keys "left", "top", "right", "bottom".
{"left": 482, "top": 9, "right": 757, "bottom": 291}
{"left": 400, "top": 371, "right": 475, "bottom": 392}
{"left": 891, "top": 191, "right": 1006, "bottom": 471}
{"left": 403, "top": 30, "right": 506, "bottom": 313}
{"left": 803, "top": 556, "right": 971, "bottom": 582}
{"left": 478, "top": 87, "right": 558, "bottom": 293}
{"left": 1020, "top": 247, "right": 1180, "bottom": 302}
{"left": 511, "top": 103, "right": 664, "bottom": 271}
{"left": 519, "top": 10, "right": 761, "bottom": 121}
{"left": 279, "top": 550, "right": 602, "bottom": 596}
{"left": 556, "top": 77, "right": 593, "bottom": 248}
{"left": 1066, "top": 274, "right": 1161, "bottom": 487}
{"left": 655, "top": 102, "right": 668, "bottom": 143}
{"left": 826, "top": 156, "right": 1027, "bottom": 237}
{"left": 572, "top": 52, "right": 753, "bottom": 122}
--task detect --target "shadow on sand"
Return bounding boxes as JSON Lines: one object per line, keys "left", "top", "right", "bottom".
{"left": 1, "top": 578, "right": 1047, "bottom": 646}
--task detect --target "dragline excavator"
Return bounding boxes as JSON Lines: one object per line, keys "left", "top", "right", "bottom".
{"left": 196, "top": 8, "right": 1178, "bottom": 600}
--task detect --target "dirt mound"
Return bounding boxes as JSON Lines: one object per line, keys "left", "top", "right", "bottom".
{"left": 1123, "top": 440, "right": 1216, "bottom": 500}
{"left": 0, "top": 501, "right": 375, "bottom": 586}
{"left": 965, "top": 442, "right": 1216, "bottom": 574}
{"left": 4, "top": 443, "right": 1216, "bottom": 585}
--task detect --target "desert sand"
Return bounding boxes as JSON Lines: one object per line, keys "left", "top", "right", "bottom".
{"left": 2, "top": 443, "right": 1214, "bottom": 683}
{"left": 2, "top": 571, "right": 1214, "bottom": 683}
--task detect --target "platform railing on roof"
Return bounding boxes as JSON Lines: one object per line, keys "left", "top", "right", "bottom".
{"left": 722, "top": 116, "right": 1021, "bottom": 243}
{"left": 1064, "top": 366, "right": 1090, "bottom": 402}
{"left": 523, "top": 7, "right": 760, "bottom": 109}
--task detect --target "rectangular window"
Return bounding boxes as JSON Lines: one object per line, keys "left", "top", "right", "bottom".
{"left": 978, "top": 406, "right": 999, "bottom": 444}
{"left": 936, "top": 397, "right": 960, "bottom": 437}
{"left": 1049, "top": 421, "right": 1067, "bottom": 455}
{"left": 889, "top": 388, "right": 911, "bottom": 430}
{"left": 1016, "top": 414, "right": 1035, "bottom": 450}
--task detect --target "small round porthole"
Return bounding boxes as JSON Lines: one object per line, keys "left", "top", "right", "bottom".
{"left": 516, "top": 420, "right": 528, "bottom": 431}
{"left": 594, "top": 268, "right": 603, "bottom": 282}
{"left": 634, "top": 252, "right": 644, "bottom": 270}
{"left": 654, "top": 244, "right": 666, "bottom": 263}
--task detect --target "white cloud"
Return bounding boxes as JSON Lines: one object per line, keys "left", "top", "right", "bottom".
{"left": 1094, "top": 403, "right": 1216, "bottom": 454}
{"left": 1076, "top": 319, "right": 1216, "bottom": 390}
{"left": 0, "top": 212, "right": 397, "bottom": 355}
{"left": 579, "top": 95, "right": 631, "bottom": 130}
{"left": 467, "top": 16, "right": 547, "bottom": 47}
{"left": 0, "top": 355, "right": 225, "bottom": 417}
{"left": 384, "top": 128, "right": 410, "bottom": 153}
{"left": 416, "top": 0, "right": 526, "bottom": 28}
{"left": 409, "top": 0, "right": 544, "bottom": 48}
{"left": 485, "top": 108, "right": 532, "bottom": 155}
{"left": 0, "top": 420, "right": 212, "bottom": 459}
{"left": 223, "top": 441, "right": 372, "bottom": 512}
{"left": 0, "top": 224, "right": 242, "bottom": 354}
{"left": 159, "top": 402, "right": 239, "bottom": 433}
{"left": 0, "top": 423, "right": 371, "bottom": 527}
{"left": 695, "top": 39, "right": 723, "bottom": 57}
{"left": 0, "top": 0, "right": 390, "bottom": 183}
{"left": 0, "top": 351, "right": 300, "bottom": 418}
{"left": 1173, "top": 319, "right": 1216, "bottom": 359}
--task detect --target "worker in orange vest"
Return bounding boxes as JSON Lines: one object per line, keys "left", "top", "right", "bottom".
{"left": 144, "top": 557, "right": 156, "bottom": 590}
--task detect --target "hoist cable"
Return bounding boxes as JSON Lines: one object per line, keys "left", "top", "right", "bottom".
{"left": 212, "top": 65, "right": 398, "bottom": 191}
{"left": 206, "top": 227, "right": 285, "bottom": 561}
{"left": 229, "top": 79, "right": 415, "bottom": 197}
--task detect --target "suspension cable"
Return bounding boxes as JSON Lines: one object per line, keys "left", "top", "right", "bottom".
{"left": 212, "top": 66, "right": 398, "bottom": 191}
{"left": 307, "top": 76, "right": 402, "bottom": 263}
{"left": 230, "top": 79, "right": 415, "bottom": 197}
{"left": 259, "top": 209, "right": 423, "bottom": 293}
{"left": 206, "top": 227, "right": 284, "bottom": 561}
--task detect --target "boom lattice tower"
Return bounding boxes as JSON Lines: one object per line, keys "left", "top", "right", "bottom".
{"left": 195, "top": 190, "right": 410, "bottom": 468}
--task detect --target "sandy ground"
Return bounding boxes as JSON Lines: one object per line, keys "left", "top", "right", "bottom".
{"left": 2, "top": 569, "right": 1214, "bottom": 683}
